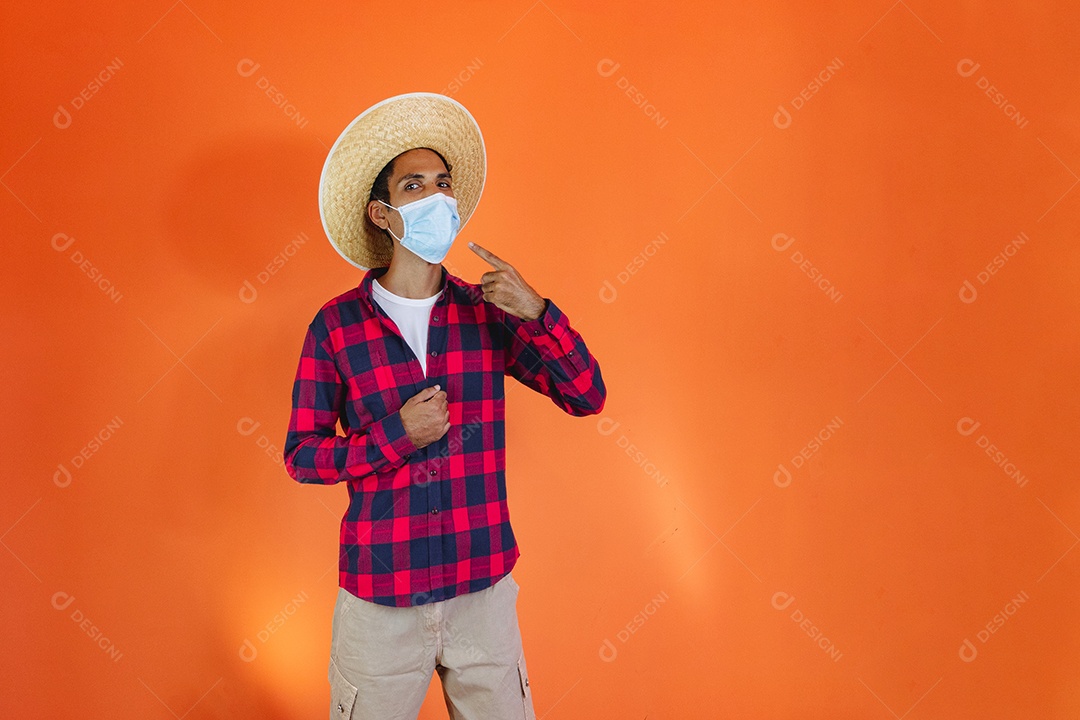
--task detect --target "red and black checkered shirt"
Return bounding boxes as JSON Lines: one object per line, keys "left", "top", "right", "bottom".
{"left": 283, "top": 264, "right": 606, "bottom": 607}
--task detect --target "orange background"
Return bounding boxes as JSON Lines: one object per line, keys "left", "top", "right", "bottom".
{"left": 3, "top": 1, "right": 1079, "bottom": 717}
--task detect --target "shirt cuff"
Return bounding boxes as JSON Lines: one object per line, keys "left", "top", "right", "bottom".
{"left": 365, "top": 409, "right": 420, "bottom": 468}
{"left": 510, "top": 298, "right": 590, "bottom": 373}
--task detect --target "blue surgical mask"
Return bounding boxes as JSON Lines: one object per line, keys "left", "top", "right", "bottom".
{"left": 378, "top": 193, "right": 461, "bottom": 264}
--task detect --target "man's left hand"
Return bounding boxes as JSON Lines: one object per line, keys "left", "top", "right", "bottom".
{"left": 469, "top": 241, "right": 546, "bottom": 321}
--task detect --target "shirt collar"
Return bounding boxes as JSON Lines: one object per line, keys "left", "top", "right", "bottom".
{"left": 358, "top": 264, "right": 450, "bottom": 314}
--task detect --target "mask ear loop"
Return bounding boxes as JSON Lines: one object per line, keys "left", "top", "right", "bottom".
{"left": 376, "top": 199, "right": 405, "bottom": 242}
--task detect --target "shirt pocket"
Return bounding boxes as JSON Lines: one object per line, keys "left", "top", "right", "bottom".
{"left": 328, "top": 658, "right": 358, "bottom": 718}
{"left": 342, "top": 340, "right": 410, "bottom": 424}
{"left": 516, "top": 652, "right": 536, "bottom": 719}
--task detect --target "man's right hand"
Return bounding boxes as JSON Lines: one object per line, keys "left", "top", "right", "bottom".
{"left": 400, "top": 384, "right": 450, "bottom": 449}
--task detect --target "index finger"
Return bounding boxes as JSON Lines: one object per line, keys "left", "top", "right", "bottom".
{"left": 468, "top": 241, "right": 509, "bottom": 270}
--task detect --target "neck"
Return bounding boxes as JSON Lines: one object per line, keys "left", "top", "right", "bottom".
{"left": 378, "top": 254, "right": 443, "bottom": 298}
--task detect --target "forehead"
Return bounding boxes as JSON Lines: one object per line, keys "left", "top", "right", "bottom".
{"left": 392, "top": 148, "right": 449, "bottom": 176}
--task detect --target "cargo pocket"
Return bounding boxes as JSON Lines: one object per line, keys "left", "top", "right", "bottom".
{"left": 328, "top": 658, "right": 358, "bottom": 719}
{"left": 516, "top": 654, "right": 536, "bottom": 719}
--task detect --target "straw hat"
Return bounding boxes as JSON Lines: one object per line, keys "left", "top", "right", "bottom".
{"left": 319, "top": 92, "right": 487, "bottom": 269}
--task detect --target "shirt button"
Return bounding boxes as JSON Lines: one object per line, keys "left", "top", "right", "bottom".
{"left": 547, "top": 323, "right": 553, "bottom": 330}
{"left": 430, "top": 350, "right": 437, "bottom": 356}
{"left": 431, "top": 507, "right": 440, "bottom": 515}
{"left": 568, "top": 351, "right": 574, "bottom": 356}
{"left": 433, "top": 316, "right": 439, "bottom": 322}
{"left": 429, "top": 469, "right": 436, "bottom": 476}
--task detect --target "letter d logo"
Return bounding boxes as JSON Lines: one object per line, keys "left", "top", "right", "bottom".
{"left": 773, "top": 105, "right": 792, "bottom": 130}
{"left": 771, "top": 233, "right": 795, "bottom": 252}
{"left": 54, "top": 464, "right": 72, "bottom": 488}
{"left": 237, "top": 417, "right": 261, "bottom": 436}
{"left": 956, "top": 417, "right": 981, "bottom": 437}
{"left": 239, "top": 639, "right": 258, "bottom": 662}
{"left": 239, "top": 279, "right": 258, "bottom": 304}
{"left": 959, "top": 279, "right": 978, "bottom": 304}
{"left": 236, "top": 59, "right": 261, "bottom": 77}
{"left": 51, "top": 233, "right": 75, "bottom": 252}
{"left": 959, "top": 638, "right": 978, "bottom": 662}
{"left": 599, "top": 279, "right": 617, "bottom": 304}
{"left": 774, "top": 464, "right": 792, "bottom": 488}
{"left": 956, "top": 59, "right": 980, "bottom": 78}
{"left": 771, "top": 591, "right": 795, "bottom": 611}
{"left": 52, "top": 591, "right": 75, "bottom": 611}
{"left": 596, "top": 59, "right": 620, "bottom": 78}
{"left": 596, "top": 417, "right": 620, "bottom": 437}
{"left": 53, "top": 105, "right": 72, "bottom": 130}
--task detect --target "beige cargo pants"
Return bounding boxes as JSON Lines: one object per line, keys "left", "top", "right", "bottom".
{"left": 328, "top": 572, "right": 536, "bottom": 719}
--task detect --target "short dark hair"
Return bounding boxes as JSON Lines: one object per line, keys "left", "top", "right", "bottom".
{"left": 369, "top": 147, "right": 452, "bottom": 205}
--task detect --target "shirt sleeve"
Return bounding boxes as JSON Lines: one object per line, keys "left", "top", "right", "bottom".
{"left": 283, "top": 314, "right": 418, "bottom": 484}
{"left": 501, "top": 297, "right": 607, "bottom": 416}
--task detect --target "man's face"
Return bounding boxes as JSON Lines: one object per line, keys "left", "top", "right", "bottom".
{"left": 367, "top": 147, "right": 454, "bottom": 241}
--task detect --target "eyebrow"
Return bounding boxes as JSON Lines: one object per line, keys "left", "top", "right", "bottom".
{"left": 397, "top": 172, "right": 452, "bottom": 186}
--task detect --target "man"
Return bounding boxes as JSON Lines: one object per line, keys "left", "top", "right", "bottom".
{"left": 282, "top": 92, "right": 606, "bottom": 719}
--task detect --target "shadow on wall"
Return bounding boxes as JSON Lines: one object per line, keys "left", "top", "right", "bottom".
{"left": 131, "top": 133, "right": 349, "bottom": 718}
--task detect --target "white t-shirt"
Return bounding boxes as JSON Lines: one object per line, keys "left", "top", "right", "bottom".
{"left": 371, "top": 278, "right": 442, "bottom": 377}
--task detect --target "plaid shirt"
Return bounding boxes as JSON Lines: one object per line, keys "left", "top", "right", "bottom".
{"left": 283, "top": 264, "right": 606, "bottom": 607}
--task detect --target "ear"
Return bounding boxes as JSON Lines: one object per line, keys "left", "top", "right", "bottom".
{"left": 366, "top": 199, "right": 388, "bottom": 229}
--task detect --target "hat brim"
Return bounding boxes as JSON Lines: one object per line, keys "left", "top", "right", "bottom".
{"left": 319, "top": 92, "right": 486, "bottom": 269}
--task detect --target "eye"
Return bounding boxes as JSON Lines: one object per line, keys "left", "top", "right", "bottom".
{"left": 405, "top": 182, "right": 420, "bottom": 190}
{"left": 438, "top": 180, "right": 451, "bottom": 188}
